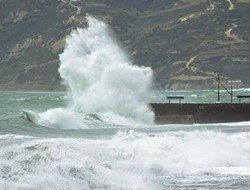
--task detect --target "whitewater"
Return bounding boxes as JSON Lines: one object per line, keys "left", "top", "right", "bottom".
{"left": 37, "top": 15, "right": 154, "bottom": 129}
{"left": 1, "top": 16, "right": 250, "bottom": 189}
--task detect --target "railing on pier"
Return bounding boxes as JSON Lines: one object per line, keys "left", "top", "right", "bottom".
{"left": 237, "top": 95, "right": 250, "bottom": 103}
{"left": 166, "top": 96, "right": 184, "bottom": 103}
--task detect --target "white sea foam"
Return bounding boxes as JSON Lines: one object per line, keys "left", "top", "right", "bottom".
{"left": 1, "top": 131, "right": 250, "bottom": 189}
{"left": 37, "top": 16, "right": 153, "bottom": 129}
{"left": 0, "top": 134, "right": 35, "bottom": 140}
{"left": 38, "top": 108, "right": 87, "bottom": 129}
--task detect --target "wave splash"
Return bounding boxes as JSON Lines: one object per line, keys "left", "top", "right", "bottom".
{"left": 1, "top": 131, "right": 250, "bottom": 189}
{"left": 37, "top": 16, "right": 154, "bottom": 128}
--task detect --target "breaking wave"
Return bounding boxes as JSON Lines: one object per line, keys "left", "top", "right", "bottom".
{"left": 35, "top": 15, "right": 154, "bottom": 129}
{"left": 1, "top": 130, "right": 250, "bottom": 189}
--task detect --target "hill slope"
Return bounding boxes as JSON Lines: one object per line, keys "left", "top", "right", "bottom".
{"left": 0, "top": 0, "right": 250, "bottom": 90}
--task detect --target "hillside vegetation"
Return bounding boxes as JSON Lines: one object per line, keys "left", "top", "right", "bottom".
{"left": 0, "top": 0, "right": 250, "bottom": 90}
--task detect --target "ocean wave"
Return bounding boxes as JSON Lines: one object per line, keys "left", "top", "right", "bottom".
{"left": 1, "top": 130, "right": 250, "bottom": 189}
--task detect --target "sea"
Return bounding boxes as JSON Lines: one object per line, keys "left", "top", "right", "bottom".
{"left": 1, "top": 16, "right": 250, "bottom": 189}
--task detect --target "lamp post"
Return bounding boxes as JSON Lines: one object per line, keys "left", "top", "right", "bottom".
{"left": 217, "top": 72, "right": 220, "bottom": 103}
{"left": 215, "top": 72, "right": 234, "bottom": 103}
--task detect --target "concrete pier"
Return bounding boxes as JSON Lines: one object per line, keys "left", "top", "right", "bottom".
{"left": 150, "top": 103, "right": 250, "bottom": 124}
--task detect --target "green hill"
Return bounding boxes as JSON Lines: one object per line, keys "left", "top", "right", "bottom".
{"left": 0, "top": 0, "right": 249, "bottom": 90}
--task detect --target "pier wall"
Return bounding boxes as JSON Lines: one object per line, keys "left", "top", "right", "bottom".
{"left": 150, "top": 103, "right": 250, "bottom": 124}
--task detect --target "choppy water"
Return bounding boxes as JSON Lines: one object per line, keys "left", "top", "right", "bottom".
{"left": 1, "top": 90, "right": 250, "bottom": 189}
{"left": 1, "top": 16, "right": 250, "bottom": 189}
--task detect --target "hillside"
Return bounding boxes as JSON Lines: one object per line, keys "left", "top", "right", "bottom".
{"left": 0, "top": 0, "right": 250, "bottom": 90}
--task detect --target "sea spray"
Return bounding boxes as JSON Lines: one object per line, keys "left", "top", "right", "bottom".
{"left": 38, "top": 16, "right": 154, "bottom": 128}
{"left": 1, "top": 131, "right": 250, "bottom": 189}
